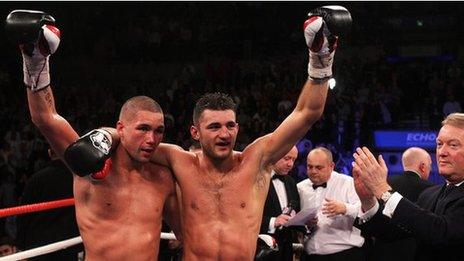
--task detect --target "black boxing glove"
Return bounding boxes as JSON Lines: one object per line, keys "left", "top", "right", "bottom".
{"left": 65, "top": 129, "right": 113, "bottom": 178}
{"left": 308, "top": 6, "right": 352, "bottom": 37}
{"left": 5, "top": 10, "right": 60, "bottom": 91}
{"left": 304, "top": 5, "right": 352, "bottom": 81}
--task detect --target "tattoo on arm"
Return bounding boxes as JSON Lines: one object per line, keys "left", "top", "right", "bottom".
{"left": 43, "top": 89, "right": 54, "bottom": 109}
{"left": 255, "top": 172, "right": 267, "bottom": 190}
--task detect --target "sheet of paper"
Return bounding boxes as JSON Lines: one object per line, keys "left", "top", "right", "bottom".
{"left": 284, "top": 206, "right": 318, "bottom": 227}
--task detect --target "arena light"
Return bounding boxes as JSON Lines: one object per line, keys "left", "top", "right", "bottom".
{"left": 328, "top": 78, "right": 336, "bottom": 89}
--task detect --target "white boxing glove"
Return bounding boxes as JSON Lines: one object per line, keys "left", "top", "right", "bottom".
{"left": 21, "top": 24, "right": 61, "bottom": 91}
{"left": 304, "top": 12, "right": 338, "bottom": 81}
{"left": 304, "top": 6, "right": 352, "bottom": 81}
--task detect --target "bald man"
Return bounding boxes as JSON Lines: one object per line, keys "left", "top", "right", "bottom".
{"left": 369, "top": 147, "right": 434, "bottom": 261}
{"left": 389, "top": 147, "right": 434, "bottom": 202}
{"left": 298, "top": 147, "right": 365, "bottom": 260}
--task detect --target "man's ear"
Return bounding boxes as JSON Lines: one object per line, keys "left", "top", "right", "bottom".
{"left": 419, "top": 162, "right": 425, "bottom": 174}
{"left": 190, "top": 125, "right": 199, "bottom": 141}
{"left": 116, "top": 121, "right": 124, "bottom": 133}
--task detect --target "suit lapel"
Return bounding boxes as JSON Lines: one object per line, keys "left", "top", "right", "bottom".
{"left": 421, "top": 185, "right": 442, "bottom": 211}
{"left": 433, "top": 184, "right": 464, "bottom": 214}
{"left": 442, "top": 185, "right": 464, "bottom": 206}
{"left": 282, "top": 176, "right": 291, "bottom": 195}
{"left": 269, "top": 181, "right": 282, "bottom": 212}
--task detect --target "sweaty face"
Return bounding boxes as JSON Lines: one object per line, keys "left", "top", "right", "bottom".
{"left": 307, "top": 150, "right": 334, "bottom": 185}
{"left": 436, "top": 124, "right": 464, "bottom": 184}
{"left": 273, "top": 147, "right": 298, "bottom": 176}
{"left": 191, "top": 109, "right": 238, "bottom": 161}
{"left": 118, "top": 110, "right": 165, "bottom": 163}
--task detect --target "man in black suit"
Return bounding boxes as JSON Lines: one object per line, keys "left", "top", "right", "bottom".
{"left": 389, "top": 147, "right": 434, "bottom": 202}
{"left": 353, "top": 112, "right": 464, "bottom": 261}
{"left": 16, "top": 148, "right": 82, "bottom": 260}
{"left": 369, "top": 147, "right": 434, "bottom": 261}
{"left": 260, "top": 146, "right": 300, "bottom": 261}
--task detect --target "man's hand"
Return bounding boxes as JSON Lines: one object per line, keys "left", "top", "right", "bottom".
{"left": 322, "top": 198, "right": 346, "bottom": 217}
{"left": 274, "top": 214, "right": 291, "bottom": 228}
{"left": 168, "top": 239, "right": 182, "bottom": 250}
{"left": 305, "top": 217, "right": 318, "bottom": 230}
{"left": 353, "top": 147, "right": 392, "bottom": 199}
{"left": 352, "top": 162, "right": 377, "bottom": 212}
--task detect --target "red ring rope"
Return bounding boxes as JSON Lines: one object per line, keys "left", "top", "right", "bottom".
{"left": 0, "top": 198, "right": 75, "bottom": 218}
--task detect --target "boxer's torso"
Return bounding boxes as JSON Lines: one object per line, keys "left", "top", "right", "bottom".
{"left": 175, "top": 149, "right": 272, "bottom": 260}
{"left": 73, "top": 158, "right": 174, "bottom": 261}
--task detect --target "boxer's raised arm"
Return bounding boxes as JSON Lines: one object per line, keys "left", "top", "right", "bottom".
{"left": 6, "top": 10, "right": 79, "bottom": 159}
{"left": 261, "top": 6, "right": 352, "bottom": 166}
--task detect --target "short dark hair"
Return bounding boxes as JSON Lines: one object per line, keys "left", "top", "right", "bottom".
{"left": 193, "top": 92, "right": 236, "bottom": 125}
{"left": 119, "top": 96, "right": 163, "bottom": 121}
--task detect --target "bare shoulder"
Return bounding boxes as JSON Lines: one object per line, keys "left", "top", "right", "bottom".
{"left": 158, "top": 143, "right": 194, "bottom": 159}
{"left": 146, "top": 162, "right": 176, "bottom": 183}
{"left": 151, "top": 163, "right": 173, "bottom": 175}
{"left": 241, "top": 134, "right": 270, "bottom": 158}
{"left": 152, "top": 142, "right": 195, "bottom": 167}
{"left": 240, "top": 134, "right": 275, "bottom": 169}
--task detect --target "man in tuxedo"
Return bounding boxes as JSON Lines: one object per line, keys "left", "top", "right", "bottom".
{"left": 353, "top": 112, "right": 464, "bottom": 261}
{"left": 369, "top": 147, "right": 434, "bottom": 261}
{"left": 389, "top": 147, "right": 434, "bottom": 202}
{"left": 260, "top": 146, "right": 300, "bottom": 261}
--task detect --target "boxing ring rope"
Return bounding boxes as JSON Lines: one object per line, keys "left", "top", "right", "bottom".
{"left": 0, "top": 233, "right": 177, "bottom": 261}
{"left": 0, "top": 236, "right": 82, "bottom": 261}
{"left": 0, "top": 198, "right": 75, "bottom": 218}
{"left": 0, "top": 199, "right": 302, "bottom": 260}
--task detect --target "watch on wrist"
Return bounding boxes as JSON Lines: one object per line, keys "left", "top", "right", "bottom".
{"left": 379, "top": 190, "right": 395, "bottom": 204}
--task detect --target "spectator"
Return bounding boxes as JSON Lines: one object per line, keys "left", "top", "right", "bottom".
{"left": 369, "top": 147, "right": 434, "bottom": 261}
{"left": 298, "top": 147, "right": 365, "bottom": 261}
{"left": 260, "top": 146, "right": 301, "bottom": 261}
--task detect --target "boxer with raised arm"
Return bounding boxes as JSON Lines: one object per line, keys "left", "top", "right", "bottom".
{"left": 6, "top": 10, "right": 180, "bottom": 260}
{"left": 80, "top": 6, "right": 351, "bottom": 260}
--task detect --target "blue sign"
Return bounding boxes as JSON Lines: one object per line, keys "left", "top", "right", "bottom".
{"left": 374, "top": 130, "right": 438, "bottom": 150}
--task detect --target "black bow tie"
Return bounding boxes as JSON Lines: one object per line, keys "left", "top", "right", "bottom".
{"left": 312, "top": 183, "right": 327, "bottom": 190}
{"left": 272, "top": 174, "right": 285, "bottom": 181}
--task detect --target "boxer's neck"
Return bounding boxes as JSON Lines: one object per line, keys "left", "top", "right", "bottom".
{"left": 201, "top": 151, "right": 237, "bottom": 174}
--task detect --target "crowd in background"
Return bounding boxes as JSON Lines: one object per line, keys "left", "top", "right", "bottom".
{"left": 0, "top": 2, "right": 463, "bottom": 247}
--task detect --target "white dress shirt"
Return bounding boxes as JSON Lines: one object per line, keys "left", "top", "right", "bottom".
{"left": 268, "top": 170, "right": 289, "bottom": 233}
{"left": 297, "top": 171, "right": 364, "bottom": 255}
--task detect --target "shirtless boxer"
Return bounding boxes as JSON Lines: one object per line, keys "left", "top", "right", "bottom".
{"left": 81, "top": 6, "right": 351, "bottom": 260}
{"left": 5, "top": 10, "right": 181, "bottom": 260}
